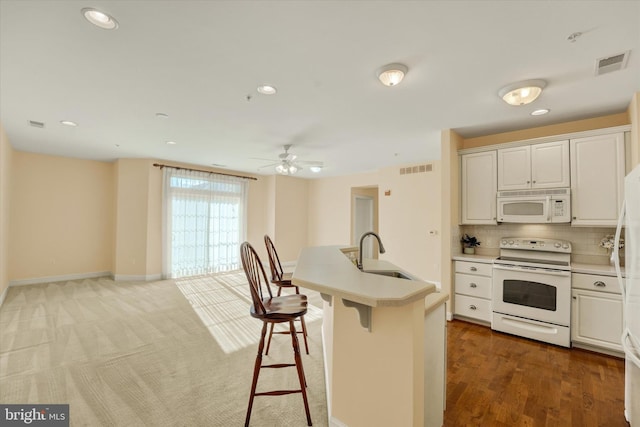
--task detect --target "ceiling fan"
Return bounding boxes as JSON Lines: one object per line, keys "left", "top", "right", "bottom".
{"left": 257, "top": 145, "right": 323, "bottom": 175}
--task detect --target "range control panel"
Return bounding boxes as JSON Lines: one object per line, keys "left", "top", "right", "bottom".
{"left": 499, "top": 237, "right": 572, "bottom": 253}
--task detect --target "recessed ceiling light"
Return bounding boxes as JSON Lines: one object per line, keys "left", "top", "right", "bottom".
{"left": 81, "top": 8, "right": 119, "bottom": 30}
{"left": 166, "top": 141, "right": 177, "bottom": 145}
{"left": 531, "top": 109, "right": 550, "bottom": 116}
{"left": 498, "top": 79, "right": 546, "bottom": 106}
{"left": 257, "top": 85, "right": 277, "bottom": 95}
{"left": 60, "top": 120, "right": 77, "bottom": 127}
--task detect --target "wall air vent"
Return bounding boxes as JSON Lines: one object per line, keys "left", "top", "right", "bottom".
{"left": 28, "top": 120, "right": 45, "bottom": 128}
{"left": 595, "top": 51, "right": 630, "bottom": 76}
{"left": 399, "top": 163, "right": 433, "bottom": 175}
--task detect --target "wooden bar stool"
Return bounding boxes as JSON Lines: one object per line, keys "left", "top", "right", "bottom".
{"left": 264, "top": 234, "right": 310, "bottom": 355}
{"left": 240, "top": 242, "right": 312, "bottom": 427}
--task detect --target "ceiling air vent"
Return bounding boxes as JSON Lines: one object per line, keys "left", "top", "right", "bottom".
{"left": 28, "top": 120, "right": 45, "bottom": 128}
{"left": 595, "top": 51, "right": 630, "bottom": 76}
{"left": 399, "top": 163, "right": 433, "bottom": 175}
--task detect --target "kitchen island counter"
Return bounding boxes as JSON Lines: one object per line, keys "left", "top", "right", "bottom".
{"left": 292, "top": 245, "right": 441, "bottom": 427}
{"left": 293, "top": 245, "right": 436, "bottom": 308}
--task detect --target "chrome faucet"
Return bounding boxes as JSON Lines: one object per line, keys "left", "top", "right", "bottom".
{"left": 357, "top": 231, "right": 386, "bottom": 271}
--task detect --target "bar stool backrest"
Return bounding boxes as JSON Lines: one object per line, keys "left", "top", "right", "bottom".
{"left": 240, "top": 241, "right": 273, "bottom": 317}
{"left": 264, "top": 235, "right": 285, "bottom": 283}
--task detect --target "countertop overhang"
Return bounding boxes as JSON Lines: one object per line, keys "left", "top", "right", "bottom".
{"left": 292, "top": 246, "right": 436, "bottom": 308}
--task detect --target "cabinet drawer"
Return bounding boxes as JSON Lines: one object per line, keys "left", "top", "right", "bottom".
{"left": 572, "top": 273, "right": 622, "bottom": 294}
{"left": 455, "top": 261, "right": 492, "bottom": 276}
{"left": 454, "top": 294, "right": 491, "bottom": 322}
{"left": 455, "top": 273, "right": 492, "bottom": 299}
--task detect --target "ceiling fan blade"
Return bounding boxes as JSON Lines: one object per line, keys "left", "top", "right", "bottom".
{"left": 249, "top": 157, "right": 278, "bottom": 162}
{"left": 257, "top": 162, "right": 280, "bottom": 169}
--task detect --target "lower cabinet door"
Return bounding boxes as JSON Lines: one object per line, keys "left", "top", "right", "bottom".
{"left": 454, "top": 294, "right": 491, "bottom": 323}
{"left": 571, "top": 289, "right": 623, "bottom": 352}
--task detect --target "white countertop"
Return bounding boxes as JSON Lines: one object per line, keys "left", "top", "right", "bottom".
{"left": 293, "top": 246, "right": 436, "bottom": 307}
{"left": 572, "top": 263, "right": 625, "bottom": 277}
{"left": 451, "top": 254, "right": 625, "bottom": 277}
{"left": 452, "top": 254, "right": 496, "bottom": 264}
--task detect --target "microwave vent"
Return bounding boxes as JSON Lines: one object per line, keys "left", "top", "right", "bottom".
{"left": 595, "top": 51, "right": 629, "bottom": 76}
{"left": 498, "top": 188, "right": 570, "bottom": 197}
{"left": 399, "top": 163, "right": 433, "bottom": 175}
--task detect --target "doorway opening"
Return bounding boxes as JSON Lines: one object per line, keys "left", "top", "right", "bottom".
{"left": 351, "top": 186, "right": 379, "bottom": 258}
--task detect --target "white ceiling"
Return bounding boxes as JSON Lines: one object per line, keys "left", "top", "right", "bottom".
{"left": 1, "top": 1, "right": 639, "bottom": 178}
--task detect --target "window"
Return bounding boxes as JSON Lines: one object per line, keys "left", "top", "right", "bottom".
{"left": 162, "top": 168, "right": 248, "bottom": 278}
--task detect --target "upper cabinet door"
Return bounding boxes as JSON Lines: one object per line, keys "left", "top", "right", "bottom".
{"left": 461, "top": 151, "right": 497, "bottom": 224}
{"left": 498, "top": 140, "right": 570, "bottom": 191}
{"left": 497, "top": 146, "right": 531, "bottom": 191}
{"left": 530, "top": 140, "right": 570, "bottom": 189}
{"left": 570, "top": 132, "right": 625, "bottom": 226}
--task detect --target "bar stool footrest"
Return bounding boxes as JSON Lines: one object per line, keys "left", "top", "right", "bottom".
{"left": 262, "top": 363, "right": 296, "bottom": 368}
{"left": 255, "top": 389, "right": 303, "bottom": 397}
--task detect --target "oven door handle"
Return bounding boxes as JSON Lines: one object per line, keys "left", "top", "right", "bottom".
{"left": 492, "top": 264, "right": 571, "bottom": 277}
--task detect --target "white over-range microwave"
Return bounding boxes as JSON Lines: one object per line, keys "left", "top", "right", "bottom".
{"left": 497, "top": 188, "right": 571, "bottom": 223}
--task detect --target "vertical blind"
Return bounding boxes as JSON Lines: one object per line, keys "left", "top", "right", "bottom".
{"left": 162, "top": 168, "right": 248, "bottom": 278}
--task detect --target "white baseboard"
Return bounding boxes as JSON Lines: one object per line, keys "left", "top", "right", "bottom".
{"left": 113, "top": 273, "right": 162, "bottom": 282}
{"left": 329, "top": 416, "right": 349, "bottom": 427}
{"left": 0, "top": 285, "right": 8, "bottom": 308}
{"left": 8, "top": 271, "right": 112, "bottom": 287}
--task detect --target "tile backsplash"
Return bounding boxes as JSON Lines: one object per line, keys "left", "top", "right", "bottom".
{"left": 456, "top": 224, "right": 624, "bottom": 266}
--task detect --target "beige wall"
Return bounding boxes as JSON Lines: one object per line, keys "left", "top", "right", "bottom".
{"left": 273, "top": 175, "right": 309, "bottom": 262}
{"left": 378, "top": 163, "right": 441, "bottom": 282}
{"left": 307, "top": 165, "right": 441, "bottom": 283}
{"left": 9, "top": 152, "right": 114, "bottom": 282}
{"left": 0, "top": 125, "right": 13, "bottom": 299}
{"left": 463, "top": 112, "right": 630, "bottom": 149}
{"left": 113, "top": 159, "right": 154, "bottom": 278}
{"left": 307, "top": 171, "right": 379, "bottom": 246}
{"left": 246, "top": 175, "right": 271, "bottom": 262}
{"left": 440, "top": 130, "right": 464, "bottom": 305}
{"left": 629, "top": 92, "right": 640, "bottom": 168}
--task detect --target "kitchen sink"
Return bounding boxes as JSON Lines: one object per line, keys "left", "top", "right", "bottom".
{"left": 363, "top": 270, "right": 414, "bottom": 280}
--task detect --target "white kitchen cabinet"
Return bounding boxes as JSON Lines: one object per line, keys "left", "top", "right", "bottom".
{"left": 498, "top": 140, "right": 570, "bottom": 190}
{"left": 454, "top": 260, "right": 492, "bottom": 323}
{"left": 571, "top": 272, "right": 623, "bottom": 353}
{"left": 570, "top": 132, "right": 625, "bottom": 227}
{"left": 460, "top": 151, "right": 497, "bottom": 224}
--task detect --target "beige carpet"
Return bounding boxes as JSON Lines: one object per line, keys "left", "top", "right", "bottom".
{"left": 0, "top": 272, "right": 328, "bottom": 426}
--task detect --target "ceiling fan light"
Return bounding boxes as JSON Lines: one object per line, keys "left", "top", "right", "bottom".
{"left": 376, "top": 63, "right": 408, "bottom": 87}
{"left": 275, "top": 164, "right": 285, "bottom": 174}
{"left": 498, "top": 79, "right": 546, "bottom": 106}
{"left": 288, "top": 165, "right": 298, "bottom": 174}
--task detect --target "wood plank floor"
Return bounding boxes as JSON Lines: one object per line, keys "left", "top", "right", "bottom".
{"left": 444, "top": 320, "right": 628, "bottom": 427}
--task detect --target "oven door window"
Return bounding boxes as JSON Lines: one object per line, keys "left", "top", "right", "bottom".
{"left": 502, "top": 279, "right": 556, "bottom": 311}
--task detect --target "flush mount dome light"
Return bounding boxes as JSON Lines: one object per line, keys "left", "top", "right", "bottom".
{"left": 257, "top": 85, "right": 277, "bottom": 95}
{"left": 310, "top": 165, "right": 323, "bottom": 173}
{"left": 498, "top": 79, "right": 546, "bottom": 106}
{"left": 376, "top": 63, "right": 408, "bottom": 87}
{"left": 82, "top": 8, "right": 119, "bottom": 30}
